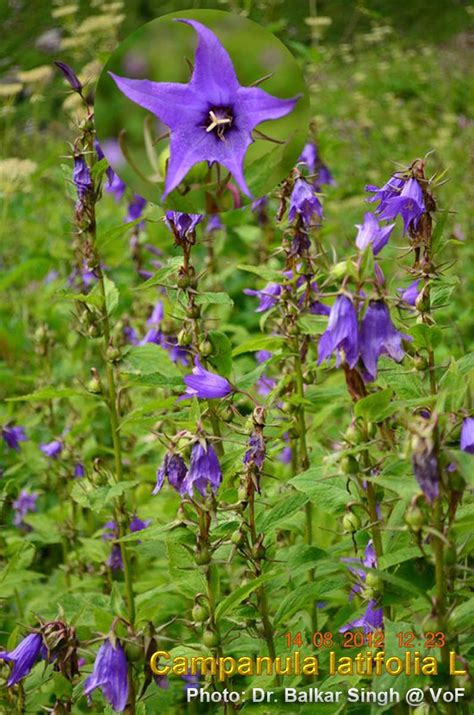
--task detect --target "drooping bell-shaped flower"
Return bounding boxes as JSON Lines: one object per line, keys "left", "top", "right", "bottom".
{"left": 317, "top": 295, "right": 359, "bottom": 369}
{"left": 129, "top": 514, "right": 151, "bottom": 533}
{"left": 183, "top": 441, "right": 222, "bottom": 497}
{"left": 72, "top": 156, "right": 92, "bottom": 201}
{"left": 180, "top": 359, "right": 232, "bottom": 400}
{"left": 102, "top": 521, "right": 123, "bottom": 572}
{"left": 74, "top": 462, "right": 85, "bottom": 478}
{"left": 288, "top": 178, "right": 323, "bottom": 227}
{"left": 54, "top": 61, "right": 82, "bottom": 93}
{"left": 339, "top": 600, "right": 383, "bottom": 634}
{"left": 355, "top": 212, "right": 395, "bottom": 255}
{"left": 13, "top": 490, "right": 38, "bottom": 527}
{"left": 125, "top": 195, "right": 147, "bottom": 224}
{"left": 244, "top": 432, "right": 265, "bottom": 470}
{"left": 342, "top": 540, "right": 377, "bottom": 599}
{"left": 411, "top": 430, "right": 440, "bottom": 503}
{"left": 398, "top": 279, "right": 421, "bottom": 307}
{"left": 365, "top": 174, "right": 404, "bottom": 212}
{"left": 0, "top": 633, "right": 43, "bottom": 686}
{"left": 40, "top": 439, "right": 63, "bottom": 459}
{"left": 2, "top": 424, "right": 27, "bottom": 451}
{"left": 165, "top": 211, "right": 203, "bottom": 240}
{"left": 83, "top": 638, "right": 129, "bottom": 712}
{"left": 360, "top": 300, "right": 410, "bottom": 381}
{"left": 378, "top": 178, "right": 425, "bottom": 235}
{"left": 153, "top": 451, "right": 188, "bottom": 495}
{"left": 298, "top": 142, "right": 335, "bottom": 188}
{"left": 244, "top": 281, "right": 281, "bottom": 313}
{"left": 110, "top": 19, "right": 300, "bottom": 199}
{"left": 460, "top": 417, "right": 474, "bottom": 455}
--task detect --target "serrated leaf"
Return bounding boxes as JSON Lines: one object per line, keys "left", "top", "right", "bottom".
{"left": 207, "top": 330, "right": 232, "bottom": 377}
{"left": 259, "top": 493, "right": 308, "bottom": 531}
{"left": 195, "top": 292, "right": 233, "bottom": 307}
{"left": 121, "top": 344, "right": 181, "bottom": 378}
{"left": 355, "top": 389, "right": 393, "bottom": 422}
{"left": 232, "top": 335, "right": 285, "bottom": 356}
{"left": 290, "top": 467, "right": 349, "bottom": 511}
{"left": 215, "top": 573, "right": 273, "bottom": 621}
{"left": 297, "top": 314, "right": 328, "bottom": 335}
{"left": 133, "top": 257, "right": 183, "bottom": 290}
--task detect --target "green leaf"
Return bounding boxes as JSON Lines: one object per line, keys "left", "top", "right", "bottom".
{"left": 195, "top": 292, "right": 233, "bottom": 307}
{"left": 378, "top": 548, "right": 421, "bottom": 570}
{"left": 290, "top": 467, "right": 349, "bottom": 512}
{"left": 235, "top": 362, "right": 268, "bottom": 391}
{"left": 215, "top": 573, "right": 274, "bottom": 621}
{"left": 121, "top": 344, "right": 181, "bottom": 378}
{"left": 409, "top": 324, "right": 443, "bottom": 350}
{"left": 6, "top": 387, "right": 88, "bottom": 402}
{"left": 259, "top": 493, "right": 308, "bottom": 532}
{"left": 102, "top": 275, "right": 119, "bottom": 316}
{"left": 354, "top": 389, "right": 393, "bottom": 422}
{"left": 297, "top": 314, "right": 328, "bottom": 335}
{"left": 232, "top": 335, "right": 285, "bottom": 356}
{"left": 207, "top": 330, "right": 233, "bottom": 377}
{"left": 133, "top": 257, "right": 183, "bottom": 290}
{"left": 431, "top": 210, "right": 448, "bottom": 254}
{"left": 238, "top": 264, "right": 283, "bottom": 282}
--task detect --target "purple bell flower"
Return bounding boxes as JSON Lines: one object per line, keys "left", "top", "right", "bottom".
{"left": 182, "top": 670, "right": 200, "bottom": 692}
{"left": 54, "top": 61, "right": 82, "bottom": 92}
{"left": 40, "top": 439, "right": 63, "bottom": 459}
{"left": 460, "top": 417, "right": 474, "bottom": 455}
{"left": 355, "top": 212, "right": 395, "bottom": 255}
{"left": 73, "top": 156, "right": 92, "bottom": 201}
{"left": 412, "top": 448, "right": 440, "bottom": 503}
{"left": 298, "top": 142, "right": 335, "bottom": 187}
{"left": 317, "top": 295, "right": 359, "bottom": 369}
{"left": 378, "top": 178, "right": 425, "bottom": 235}
{"left": 244, "top": 432, "right": 265, "bottom": 470}
{"left": 107, "top": 173, "right": 127, "bottom": 203}
{"left": 83, "top": 638, "right": 128, "bottom": 712}
{"left": 205, "top": 214, "right": 223, "bottom": 234}
{"left": 183, "top": 441, "right": 222, "bottom": 497}
{"left": 342, "top": 540, "right": 377, "bottom": 599}
{"left": 244, "top": 282, "right": 281, "bottom": 312}
{"left": 2, "top": 424, "right": 27, "bottom": 451}
{"left": 74, "top": 462, "right": 85, "bottom": 478}
{"left": 0, "top": 633, "right": 43, "bottom": 686}
{"left": 256, "top": 350, "right": 272, "bottom": 363}
{"left": 146, "top": 301, "right": 164, "bottom": 327}
{"left": 360, "top": 300, "right": 410, "bottom": 381}
{"left": 340, "top": 600, "right": 383, "bottom": 634}
{"left": 365, "top": 174, "right": 404, "bottom": 212}
{"left": 180, "top": 359, "right": 232, "bottom": 400}
{"left": 398, "top": 279, "right": 421, "bottom": 306}
{"left": 13, "top": 490, "right": 38, "bottom": 527}
{"left": 288, "top": 178, "right": 323, "bottom": 227}
{"left": 102, "top": 521, "right": 123, "bottom": 571}
{"left": 125, "top": 195, "right": 147, "bottom": 224}
{"left": 165, "top": 211, "right": 203, "bottom": 240}
{"left": 110, "top": 20, "right": 300, "bottom": 199}
{"left": 153, "top": 452, "right": 188, "bottom": 495}
{"left": 129, "top": 515, "right": 151, "bottom": 532}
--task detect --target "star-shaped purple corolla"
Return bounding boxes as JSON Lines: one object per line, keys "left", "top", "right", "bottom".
{"left": 109, "top": 19, "right": 301, "bottom": 199}
{"left": 355, "top": 212, "right": 395, "bottom": 255}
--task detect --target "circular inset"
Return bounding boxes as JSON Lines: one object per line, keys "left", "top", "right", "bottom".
{"left": 95, "top": 9, "right": 310, "bottom": 213}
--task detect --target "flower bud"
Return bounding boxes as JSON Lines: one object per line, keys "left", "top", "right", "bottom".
{"left": 187, "top": 304, "right": 201, "bottom": 319}
{"left": 177, "top": 328, "right": 192, "bottom": 347}
{"left": 341, "top": 455, "right": 359, "bottom": 475}
{"left": 202, "top": 630, "right": 220, "bottom": 648}
{"left": 177, "top": 273, "right": 190, "bottom": 289}
{"left": 405, "top": 504, "right": 425, "bottom": 532}
{"left": 106, "top": 345, "right": 122, "bottom": 363}
{"left": 194, "top": 547, "right": 211, "bottom": 566}
{"left": 199, "top": 339, "right": 213, "bottom": 358}
{"left": 192, "top": 604, "right": 209, "bottom": 622}
{"left": 342, "top": 511, "right": 361, "bottom": 533}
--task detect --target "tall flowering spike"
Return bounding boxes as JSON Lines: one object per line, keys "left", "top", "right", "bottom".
{"left": 339, "top": 600, "right": 383, "bottom": 634}
{"left": 378, "top": 178, "right": 425, "bottom": 235}
{"left": 244, "top": 281, "right": 281, "bottom": 313}
{"left": 110, "top": 19, "right": 300, "bottom": 199}
{"left": 0, "top": 633, "right": 43, "bottom": 686}
{"left": 398, "top": 278, "right": 421, "bottom": 306}
{"left": 360, "top": 300, "right": 410, "bottom": 382}
{"left": 460, "top": 417, "right": 474, "bottom": 455}
{"left": 2, "top": 424, "right": 27, "bottom": 451}
{"left": 355, "top": 212, "right": 395, "bottom": 255}
{"left": 153, "top": 452, "right": 188, "bottom": 495}
{"left": 317, "top": 295, "right": 359, "bottom": 370}
{"left": 40, "top": 439, "right": 63, "bottom": 459}
{"left": 83, "top": 638, "right": 128, "bottom": 712}
{"left": 288, "top": 178, "right": 323, "bottom": 227}
{"left": 184, "top": 441, "right": 222, "bottom": 497}
{"left": 165, "top": 211, "right": 203, "bottom": 240}
{"left": 180, "top": 359, "right": 232, "bottom": 400}
{"left": 73, "top": 156, "right": 92, "bottom": 201}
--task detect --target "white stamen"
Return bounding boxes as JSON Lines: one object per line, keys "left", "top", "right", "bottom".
{"left": 206, "top": 110, "right": 232, "bottom": 133}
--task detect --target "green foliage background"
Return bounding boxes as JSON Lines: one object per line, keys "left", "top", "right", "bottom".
{"left": 0, "top": 1, "right": 473, "bottom": 713}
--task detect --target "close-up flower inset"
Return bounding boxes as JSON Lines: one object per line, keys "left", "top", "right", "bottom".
{"left": 94, "top": 10, "right": 309, "bottom": 213}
